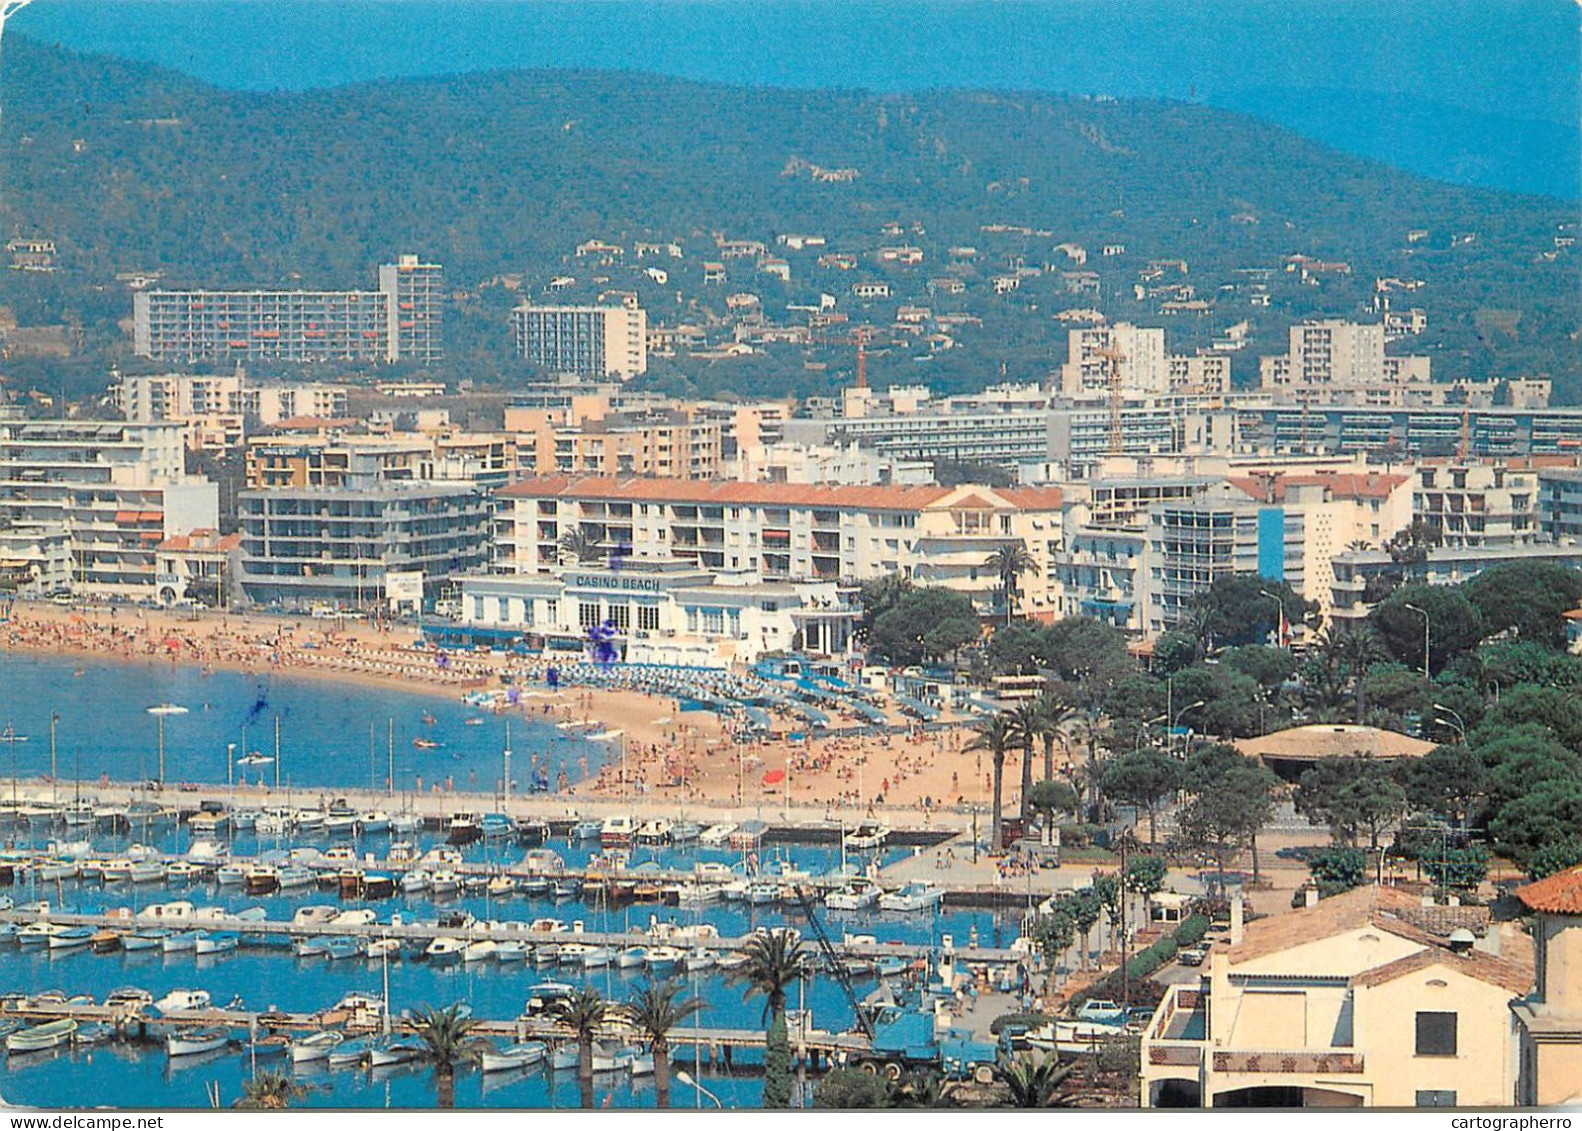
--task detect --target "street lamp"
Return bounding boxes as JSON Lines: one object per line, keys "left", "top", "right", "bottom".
{"left": 1135, "top": 713, "right": 1168, "bottom": 755}
{"left": 1172, "top": 700, "right": 1206, "bottom": 757}
{"left": 1258, "top": 589, "right": 1286, "bottom": 648}
{"left": 1402, "top": 603, "right": 1431, "bottom": 677}
{"left": 2, "top": 722, "right": 27, "bottom": 813}
{"left": 675, "top": 1069, "right": 722, "bottom": 1109}
{"left": 1433, "top": 703, "right": 1467, "bottom": 743}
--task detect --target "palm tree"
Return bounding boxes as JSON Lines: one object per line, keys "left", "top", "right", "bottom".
{"left": 233, "top": 1070, "right": 310, "bottom": 1110}
{"left": 732, "top": 929, "right": 811, "bottom": 1025}
{"left": 984, "top": 541, "right": 1040, "bottom": 627}
{"left": 1005, "top": 701, "right": 1042, "bottom": 826}
{"left": 411, "top": 1003, "right": 484, "bottom": 1109}
{"left": 628, "top": 979, "right": 703, "bottom": 1109}
{"left": 996, "top": 1053, "right": 1073, "bottom": 1108}
{"left": 1335, "top": 625, "right": 1388, "bottom": 724}
{"left": 965, "top": 713, "right": 1016, "bottom": 851}
{"left": 732, "top": 930, "right": 809, "bottom": 1110}
{"left": 552, "top": 986, "right": 607, "bottom": 1108}
{"left": 1034, "top": 689, "right": 1074, "bottom": 781}
{"left": 559, "top": 523, "right": 604, "bottom": 564}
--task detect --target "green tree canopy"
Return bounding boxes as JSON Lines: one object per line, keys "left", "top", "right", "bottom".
{"left": 1406, "top": 744, "right": 1489, "bottom": 829}
{"left": 1370, "top": 584, "right": 1485, "bottom": 674}
{"left": 1464, "top": 561, "right": 1582, "bottom": 649}
{"left": 867, "top": 586, "right": 981, "bottom": 666}
{"left": 1294, "top": 757, "right": 1408, "bottom": 849}
{"left": 1194, "top": 575, "right": 1315, "bottom": 649}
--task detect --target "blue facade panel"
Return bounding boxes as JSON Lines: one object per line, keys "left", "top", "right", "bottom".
{"left": 1257, "top": 507, "right": 1285, "bottom": 581}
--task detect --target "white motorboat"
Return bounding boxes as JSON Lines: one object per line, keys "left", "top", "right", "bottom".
{"left": 400, "top": 869, "right": 431, "bottom": 894}
{"left": 165, "top": 1026, "right": 230, "bottom": 1057}
{"left": 496, "top": 940, "right": 529, "bottom": 963}
{"left": 698, "top": 823, "right": 736, "bottom": 847}
{"left": 481, "top": 1040, "right": 546, "bottom": 1073}
{"left": 367, "top": 1038, "right": 423, "bottom": 1069}
{"left": 463, "top": 939, "right": 498, "bottom": 964}
{"left": 826, "top": 878, "right": 883, "bottom": 911}
{"left": 17, "top": 922, "right": 69, "bottom": 948}
{"left": 429, "top": 870, "right": 460, "bottom": 896}
{"left": 425, "top": 937, "right": 465, "bottom": 963}
{"left": 600, "top": 815, "right": 634, "bottom": 847}
{"left": 878, "top": 882, "right": 944, "bottom": 913}
{"left": 615, "top": 945, "right": 648, "bottom": 969}
{"left": 744, "top": 880, "right": 783, "bottom": 906}
{"left": 290, "top": 1030, "right": 343, "bottom": 1064}
{"left": 360, "top": 811, "right": 391, "bottom": 834}
{"left": 153, "top": 989, "right": 211, "bottom": 1014}
{"left": 8, "top": 1019, "right": 78, "bottom": 1053}
{"left": 683, "top": 948, "right": 717, "bottom": 973}
{"left": 645, "top": 946, "right": 684, "bottom": 975}
{"left": 843, "top": 823, "right": 891, "bottom": 851}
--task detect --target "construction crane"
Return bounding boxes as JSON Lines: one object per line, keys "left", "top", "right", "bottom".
{"left": 851, "top": 325, "right": 876, "bottom": 390}
{"left": 793, "top": 885, "right": 874, "bottom": 1038}
{"left": 1092, "top": 344, "right": 1127, "bottom": 455}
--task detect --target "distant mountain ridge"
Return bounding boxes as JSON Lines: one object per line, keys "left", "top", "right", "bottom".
{"left": 0, "top": 35, "right": 1576, "bottom": 395}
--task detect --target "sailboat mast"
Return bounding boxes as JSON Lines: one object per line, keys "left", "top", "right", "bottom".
{"left": 387, "top": 717, "right": 394, "bottom": 798}
{"left": 273, "top": 715, "right": 281, "bottom": 791}
{"left": 503, "top": 719, "right": 512, "bottom": 809}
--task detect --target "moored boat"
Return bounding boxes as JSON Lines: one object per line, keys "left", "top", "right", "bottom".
{"left": 166, "top": 1026, "right": 231, "bottom": 1057}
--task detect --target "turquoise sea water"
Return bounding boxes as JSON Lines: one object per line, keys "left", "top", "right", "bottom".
{"left": 0, "top": 653, "right": 1025, "bottom": 1109}
{"left": 0, "top": 652, "right": 607, "bottom": 793}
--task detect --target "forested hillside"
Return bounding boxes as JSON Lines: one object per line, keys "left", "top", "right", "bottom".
{"left": 0, "top": 36, "right": 1575, "bottom": 398}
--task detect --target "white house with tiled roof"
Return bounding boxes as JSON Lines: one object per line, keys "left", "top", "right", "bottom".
{"left": 1142, "top": 885, "right": 1531, "bottom": 1109}
{"left": 1512, "top": 864, "right": 1582, "bottom": 1105}
{"left": 489, "top": 477, "right": 1064, "bottom": 620}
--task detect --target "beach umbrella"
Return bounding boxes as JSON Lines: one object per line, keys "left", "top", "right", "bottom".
{"left": 761, "top": 769, "right": 785, "bottom": 786}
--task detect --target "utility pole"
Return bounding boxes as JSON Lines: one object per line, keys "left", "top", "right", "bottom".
{"left": 48, "top": 712, "right": 57, "bottom": 806}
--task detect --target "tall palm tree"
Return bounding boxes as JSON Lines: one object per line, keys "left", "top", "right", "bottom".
{"left": 233, "top": 1071, "right": 310, "bottom": 1110}
{"left": 1335, "top": 625, "right": 1388, "bottom": 724}
{"left": 996, "top": 1053, "right": 1073, "bottom": 1108}
{"left": 1005, "top": 701, "right": 1042, "bottom": 826}
{"left": 732, "top": 929, "right": 811, "bottom": 1025}
{"left": 628, "top": 979, "right": 703, "bottom": 1109}
{"left": 552, "top": 986, "right": 608, "bottom": 1108}
{"left": 965, "top": 713, "right": 1016, "bottom": 851}
{"left": 983, "top": 541, "right": 1040, "bottom": 627}
{"left": 559, "top": 523, "right": 604, "bottom": 564}
{"left": 1034, "top": 689, "right": 1074, "bottom": 781}
{"left": 410, "top": 1003, "right": 484, "bottom": 1109}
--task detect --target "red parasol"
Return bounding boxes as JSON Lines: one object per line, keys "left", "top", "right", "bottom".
{"left": 761, "top": 769, "right": 785, "bottom": 786}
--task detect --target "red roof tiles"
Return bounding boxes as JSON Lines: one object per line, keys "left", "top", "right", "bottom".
{"left": 495, "top": 477, "right": 1061, "bottom": 512}
{"left": 1516, "top": 864, "right": 1582, "bottom": 915}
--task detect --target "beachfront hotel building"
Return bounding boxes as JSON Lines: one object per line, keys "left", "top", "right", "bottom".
{"left": 490, "top": 477, "right": 1066, "bottom": 621}
{"left": 450, "top": 557, "right": 857, "bottom": 667}
{"left": 0, "top": 420, "right": 219, "bottom": 597}
{"left": 510, "top": 297, "right": 648, "bottom": 380}
{"left": 1141, "top": 884, "right": 1531, "bottom": 1108}
{"left": 235, "top": 481, "right": 489, "bottom": 610}
{"left": 131, "top": 254, "right": 443, "bottom": 365}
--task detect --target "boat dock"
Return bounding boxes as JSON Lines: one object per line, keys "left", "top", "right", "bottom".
{"left": 0, "top": 907, "right": 1023, "bottom": 965}
{"left": 0, "top": 994, "right": 874, "bottom": 1066}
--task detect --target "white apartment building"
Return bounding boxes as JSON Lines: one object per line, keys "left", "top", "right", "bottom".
{"left": 132, "top": 254, "right": 443, "bottom": 365}
{"left": 1413, "top": 462, "right": 1537, "bottom": 549}
{"left": 0, "top": 421, "right": 219, "bottom": 596}
{"left": 1226, "top": 471, "right": 1415, "bottom": 621}
{"left": 490, "top": 477, "right": 1066, "bottom": 620}
{"left": 1259, "top": 320, "right": 1431, "bottom": 401}
{"left": 511, "top": 297, "right": 648, "bottom": 379}
{"left": 1061, "top": 323, "right": 1170, "bottom": 397}
{"left": 454, "top": 558, "right": 857, "bottom": 668}
{"left": 112, "top": 371, "right": 352, "bottom": 450}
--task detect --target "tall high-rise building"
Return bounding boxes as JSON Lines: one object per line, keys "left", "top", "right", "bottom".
{"left": 510, "top": 297, "right": 647, "bottom": 379}
{"left": 132, "top": 254, "right": 443, "bottom": 365}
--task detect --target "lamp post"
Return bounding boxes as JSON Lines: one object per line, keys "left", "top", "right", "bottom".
{"left": 675, "top": 1069, "right": 722, "bottom": 1109}
{"left": 3, "top": 722, "right": 26, "bottom": 813}
{"left": 1403, "top": 602, "right": 1430, "bottom": 677}
{"left": 1171, "top": 700, "right": 1206, "bottom": 758}
{"left": 48, "top": 712, "right": 58, "bottom": 806}
{"left": 1135, "top": 713, "right": 1168, "bottom": 755}
{"left": 1259, "top": 588, "right": 1285, "bottom": 648}
{"left": 1433, "top": 703, "right": 1467, "bottom": 744}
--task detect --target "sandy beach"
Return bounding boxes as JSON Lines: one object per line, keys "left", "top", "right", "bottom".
{"left": 0, "top": 600, "right": 1046, "bottom": 818}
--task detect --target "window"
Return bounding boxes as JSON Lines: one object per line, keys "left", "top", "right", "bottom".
{"left": 637, "top": 605, "right": 659, "bottom": 632}
{"left": 1415, "top": 1012, "right": 1457, "bottom": 1057}
{"left": 498, "top": 598, "right": 510, "bottom": 622}
{"left": 579, "top": 602, "right": 601, "bottom": 629}
{"left": 1415, "top": 1091, "right": 1457, "bottom": 1108}
{"left": 472, "top": 597, "right": 484, "bottom": 620}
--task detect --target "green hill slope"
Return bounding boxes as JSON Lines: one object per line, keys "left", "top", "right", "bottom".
{"left": 0, "top": 36, "right": 1575, "bottom": 396}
